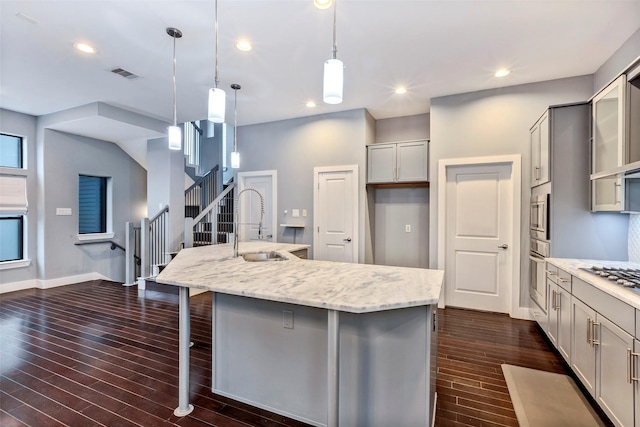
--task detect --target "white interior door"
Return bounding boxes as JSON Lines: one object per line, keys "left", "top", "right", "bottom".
{"left": 445, "top": 163, "right": 513, "bottom": 313}
{"left": 314, "top": 165, "right": 358, "bottom": 263}
{"left": 238, "top": 170, "right": 277, "bottom": 242}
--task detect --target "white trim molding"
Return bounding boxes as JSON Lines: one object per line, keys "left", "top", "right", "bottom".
{"left": 437, "top": 155, "right": 522, "bottom": 318}
{"left": 0, "top": 271, "right": 113, "bottom": 294}
{"left": 0, "top": 259, "right": 31, "bottom": 271}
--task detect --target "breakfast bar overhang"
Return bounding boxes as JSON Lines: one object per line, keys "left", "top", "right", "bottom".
{"left": 156, "top": 242, "right": 444, "bottom": 427}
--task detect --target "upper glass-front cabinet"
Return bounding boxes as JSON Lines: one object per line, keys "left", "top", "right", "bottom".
{"left": 592, "top": 75, "right": 626, "bottom": 174}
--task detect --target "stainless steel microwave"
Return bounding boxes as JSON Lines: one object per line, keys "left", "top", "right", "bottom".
{"left": 530, "top": 194, "right": 549, "bottom": 241}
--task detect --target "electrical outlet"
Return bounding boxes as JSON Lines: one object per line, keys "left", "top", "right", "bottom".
{"left": 405, "top": 224, "right": 411, "bottom": 233}
{"left": 302, "top": 209, "right": 307, "bottom": 217}
{"left": 283, "top": 310, "right": 294, "bottom": 329}
{"left": 56, "top": 208, "right": 72, "bottom": 216}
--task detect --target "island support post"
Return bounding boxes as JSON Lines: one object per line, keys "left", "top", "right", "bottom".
{"left": 327, "top": 309, "right": 339, "bottom": 427}
{"left": 174, "top": 286, "right": 194, "bottom": 416}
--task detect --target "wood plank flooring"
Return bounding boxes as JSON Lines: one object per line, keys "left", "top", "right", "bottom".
{"left": 0, "top": 280, "right": 612, "bottom": 426}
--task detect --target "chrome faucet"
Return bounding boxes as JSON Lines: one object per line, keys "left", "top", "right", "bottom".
{"left": 234, "top": 188, "right": 265, "bottom": 257}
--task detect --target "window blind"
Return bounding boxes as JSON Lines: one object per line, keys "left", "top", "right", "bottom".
{"left": 0, "top": 174, "right": 27, "bottom": 214}
{"left": 79, "top": 175, "right": 106, "bottom": 234}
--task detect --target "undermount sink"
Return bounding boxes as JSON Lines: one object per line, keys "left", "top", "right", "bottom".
{"left": 241, "top": 251, "right": 287, "bottom": 262}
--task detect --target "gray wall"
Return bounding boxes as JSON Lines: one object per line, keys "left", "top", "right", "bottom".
{"left": 237, "top": 109, "right": 374, "bottom": 262}
{"left": 375, "top": 113, "right": 430, "bottom": 143}
{"left": 429, "top": 75, "right": 595, "bottom": 312}
{"left": 0, "top": 109, "right": 38, "bottom": 287}
{"left": 147, "top": 137, "right": 185, "bottom": 253}
{"left": 594, "top": 27, "right": 640, "bottom": 94}
{"left": 39, "top": 129, "right": 146, "bottom": 281}
{"left": 369, "top": 113, "right": 430, "bottom": 268}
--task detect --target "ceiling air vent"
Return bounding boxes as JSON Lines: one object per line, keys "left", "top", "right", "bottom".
{"left": 110, "top": 67, "right": 138, "bottom": 80}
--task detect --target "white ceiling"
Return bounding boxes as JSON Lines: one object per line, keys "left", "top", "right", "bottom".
{"left": 1, "top": 0, "right": 640, "bottom": 129}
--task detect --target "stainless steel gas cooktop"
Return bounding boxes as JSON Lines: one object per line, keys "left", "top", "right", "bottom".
{"left": 579, "top": 266, "right": 640, "bottom": 288}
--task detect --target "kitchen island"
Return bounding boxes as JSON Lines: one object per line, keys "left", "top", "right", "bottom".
{"left": 156, "top": 242, "right": 444, "bottom": 427}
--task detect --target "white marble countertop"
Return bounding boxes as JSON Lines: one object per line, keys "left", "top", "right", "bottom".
{"left": 155, "top": 242, "right": 444, "bottom": 314}
{"left": 546, "top": 258, "right": 640, "bottom": 310}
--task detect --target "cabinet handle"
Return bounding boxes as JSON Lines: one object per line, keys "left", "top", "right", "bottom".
{"left": 587, "top": 318, "right": 592, "bottom": 345}
{"left": 555, "top": 292, "right": 561, "bottom": 310}
{"left": 614, "top": 181, "right": 621, "bottom": 205}
{"left": 591, "top": 321, "right": 600, "bottom": 346}
{"left": 557, "top": 277, "right": 569, "bottom": 283}
{"left": 534, "top": 166, "right": 540, "bottom": 181}
{"left": 545, "top": 270, "right": 557, "bottom": 276}
{"left": 551, "top": 290, "right": 558, "bottom": 311}
{"left": 631, "top": 350, "right": 640, "bottom": 383}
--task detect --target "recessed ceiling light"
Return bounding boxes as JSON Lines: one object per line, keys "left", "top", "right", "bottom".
{"left": 74, "top": 42, "right": 96, "bottom": 54}
{"left": 314, "top": 0, "right": 332, "bottom": 9}
{"left": 306, "top": 101, "right": 317, "bottom": 108}
{"left": 494, "top": 69, "right": 510, "bottom": 78}
{"left": 395, "top": 87, "right": 408, "bottom": 95}
{"left": 236, "top": 40, "right": 252, "bottom": 52}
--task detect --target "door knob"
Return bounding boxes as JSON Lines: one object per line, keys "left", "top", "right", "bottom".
{"left": 343, "top": 237, "right": 352, "bottom": 242}
{"left": 498, "top": 244, "right": 508, "bottom": 249}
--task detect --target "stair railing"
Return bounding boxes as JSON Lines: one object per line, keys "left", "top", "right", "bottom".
{"left": 124, "top": 222, "right": 142, "bottom": 285}
{"left": 185, "top": 182, "right": 235, "bottom": 248}
{"left": 140, "top": 205, "right": 170, "bottom": 278}
{"left": 185, "top": 165, "right": 219, "bottom": 218}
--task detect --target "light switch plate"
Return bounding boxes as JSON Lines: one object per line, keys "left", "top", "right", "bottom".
{"left": 405, "top": 224, "right": 411, "bottom": 233}
{"left": 283, "top": 310, "right": 294, "bottom": 329}
{"left": 292, "top": 209, "right": 300, "bottom": 217}
{"left": 302, "top": 209, "right": 307, "bottom": 217}
{"left": 56, "top": 208, "right": 72, "bottom": 216}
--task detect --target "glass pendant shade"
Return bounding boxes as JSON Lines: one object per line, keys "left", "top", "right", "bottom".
{"left": 323, "top": 58, "right": 343, "bottom": 104}
{"left": 231, "top": 151, "right": 240, "bottom": 169}
{"left": 168, "top": 125, "right": 182, "bottom": 150}
{"left": 208, "top": 87, "right": 226, "bottom": 123}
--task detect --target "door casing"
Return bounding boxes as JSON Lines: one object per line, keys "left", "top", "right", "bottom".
{"left": 437, "top": 155, "right": 523, "bottom": 318}
{"left": 313, "top": 165, "right": 359, "bottom": 263}
{"left": 237, "top": 170, "right": 278, "bottom": 242}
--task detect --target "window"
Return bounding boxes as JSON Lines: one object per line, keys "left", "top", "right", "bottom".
{"left": 0, "top": 217, "right": 23, "bottom": 262}
{"left": 79, "top": 175, "right": 107, "bottom": 234}
{"left": 0, "top": 133, "right": 23, "bottom": 168}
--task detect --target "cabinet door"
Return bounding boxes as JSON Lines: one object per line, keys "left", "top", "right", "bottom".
{"left": 547, "top": 281, "right": 559, "bottom": 346}
{"left": 592, "top": 74, "right": 626, "bottom": 174}
{"left": 571, "top": 297, "right": 596, "bottom": 396}
{"left": 367, "top": 144, "right": 396, "bottom": 183}
{"left": 635, "top": 339, "right": 640, "bottom": 427}
{"left": 557, "top": 286, "right": 572, "bottom": 362}
{"left": 530, "top": 121, "right": 541, "bottom": 186}
{"left": 595, "top": 314, "right": 634, "bottom": 427}
{"left": 591, "top": 175, "right": 624, "bottom": 211}
{"left": 396, "top": 141, "right": 428, "bottom": 182}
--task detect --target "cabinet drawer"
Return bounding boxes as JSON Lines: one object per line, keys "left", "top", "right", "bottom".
{"left": 545, "top": 263, "right": 558, "bottom": 284}
{"left": 557, "top": 268, "right": 571, "bottom": 292}
{"left": 572, "top": 277, "right": 634, "bottom": 335}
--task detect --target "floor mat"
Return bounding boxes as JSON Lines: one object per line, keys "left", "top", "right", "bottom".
{"left": 501, "top": 364, "right": 604, "bottom": 427}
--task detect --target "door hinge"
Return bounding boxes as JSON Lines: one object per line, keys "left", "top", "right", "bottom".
{"left": 317, "top": 226, "right": 319, "bottom": 233}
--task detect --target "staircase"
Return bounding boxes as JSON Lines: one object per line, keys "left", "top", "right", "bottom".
{"left": 185, "top": 182, "right": 235, "bottom": 248}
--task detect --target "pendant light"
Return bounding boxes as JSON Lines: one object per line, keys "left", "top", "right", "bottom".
{"left": 167, "top": 27, "right": 182, "bottom": 150}
{"left": 323, "top": 0, "right": 343, "bottom": 104}
{"left": 231, "top": 83, "right": 241, "bottom": 169}
{"left": 208, "top": 0, "right": 226, "bottom": 123}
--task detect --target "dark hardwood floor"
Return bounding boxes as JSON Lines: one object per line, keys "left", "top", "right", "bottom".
{"left": 0, "top": 280, "right": 611, "bottom": 427}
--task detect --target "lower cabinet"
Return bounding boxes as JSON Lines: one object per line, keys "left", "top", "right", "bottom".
{"left": 535, "top": 264, "right": 640, "bottom": 427}
{"left": 571, "top": 296, "right": 597, "bottom": 396}
{"left": 546, "top": 270, "right": 571, "bottom": 362}
{"left": 596, "top": 315, "right": 634, "bottom": 427}
{"left": 570, "top": 295, "right": 634, "bottom": 427}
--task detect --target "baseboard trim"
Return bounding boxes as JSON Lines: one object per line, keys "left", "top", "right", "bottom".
{"left": 510, "top": 306, "right": 534, "bottom": 321}
{"left": 1, "top": 272, "right": 113, "bottom": 294}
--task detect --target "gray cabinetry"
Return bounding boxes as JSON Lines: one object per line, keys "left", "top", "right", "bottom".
{"left": 546, "top": 268, "right": 571, "bottom": 362}
{"left": 571, "top": 295, "right": 597, "bottom": 396}
{"left": 530, "top": 111, "right": 550, "bottom": 187}
{"left": 367, "top": 140, "right": 428, "bottom": 184}
{"left": 596, "top": 314, "right": 634, "bottom": 427}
